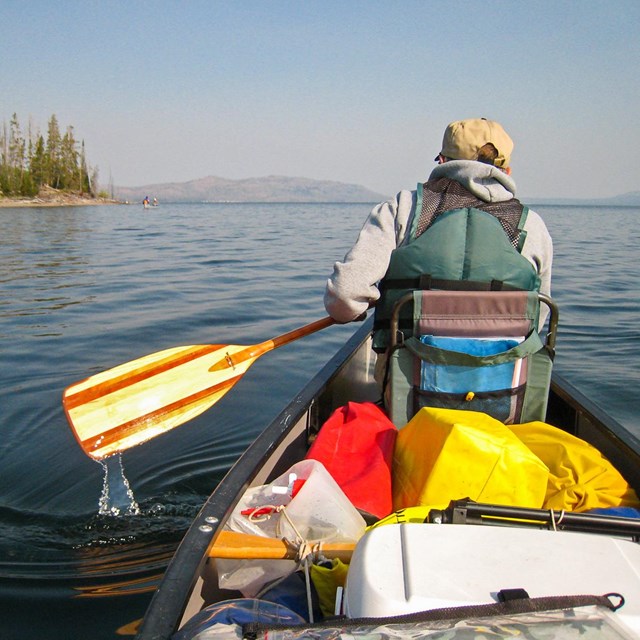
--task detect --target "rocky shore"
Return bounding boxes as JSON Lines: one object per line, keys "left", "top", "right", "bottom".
{"left": 0, "top": 186, "right": 124, "bottom": 208}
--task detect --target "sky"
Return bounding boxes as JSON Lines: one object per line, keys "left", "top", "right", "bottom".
{"left": 1, "top": 0, "right": 639, "bottom": 200}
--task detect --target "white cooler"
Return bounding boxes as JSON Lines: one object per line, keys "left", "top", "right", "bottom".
{"left": 343, "top": 523, "right": 640, "bottom": 634}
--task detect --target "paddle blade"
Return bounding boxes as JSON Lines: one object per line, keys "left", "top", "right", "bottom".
{"left": 63, "top": 343, "right": 257, "bottom": 460}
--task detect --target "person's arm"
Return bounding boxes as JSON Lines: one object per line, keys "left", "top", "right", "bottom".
{"left": 324, "top": 192, "right": 412, "bottom": 323}
{"left": 522, "top": 209, "right": 553, "bottom": 327}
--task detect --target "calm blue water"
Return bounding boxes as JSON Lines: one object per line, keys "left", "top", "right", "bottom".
{"left": 1, "top": 202, "right": 638, "bottom": 638}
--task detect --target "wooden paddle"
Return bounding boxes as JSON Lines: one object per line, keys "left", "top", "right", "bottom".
{"left": 63, "top": 316, "right": 336, "bottom": 460}
{"left": 208, "top": 530, "right": 355, "bottom": 563}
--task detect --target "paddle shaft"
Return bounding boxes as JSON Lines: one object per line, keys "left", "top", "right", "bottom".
{"left": 209, "top": 316, "right": 336, "bottom": 371}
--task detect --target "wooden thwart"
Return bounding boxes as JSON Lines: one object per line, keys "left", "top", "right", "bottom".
{"left": 208, "top": 530, "right": 355, "bottom": 562}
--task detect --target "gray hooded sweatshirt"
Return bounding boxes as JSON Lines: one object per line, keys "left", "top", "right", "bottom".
{"left": 324, "top": 160, "right": 553, "bottom": 325}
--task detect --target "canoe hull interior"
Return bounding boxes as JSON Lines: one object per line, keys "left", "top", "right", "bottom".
{"left": 137, "top": 319, "right": 640, "bottom": 639}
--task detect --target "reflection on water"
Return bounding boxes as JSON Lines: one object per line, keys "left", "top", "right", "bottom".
{"left": 0, "top": 202, "right": 638, "bottom": 639}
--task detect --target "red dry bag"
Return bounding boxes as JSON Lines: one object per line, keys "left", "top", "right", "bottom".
{"left": 305, "top": 401, "right": 397, "bottom": 519}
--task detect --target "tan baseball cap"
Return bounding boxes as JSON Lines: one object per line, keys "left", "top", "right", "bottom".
{"left": 438, "top": 118, "right": 513, "bottom": 168}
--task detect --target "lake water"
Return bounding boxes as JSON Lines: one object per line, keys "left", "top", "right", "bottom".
{"left": 1, "top": 202, "right": 638, "bottom": 638}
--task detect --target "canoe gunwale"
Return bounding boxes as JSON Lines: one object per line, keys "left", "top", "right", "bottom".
{"left": 548, "top": 375, "right": 640, "bottom": 489}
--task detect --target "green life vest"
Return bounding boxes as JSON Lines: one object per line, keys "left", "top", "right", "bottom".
{"left": 372, "top": 195, "right": 540, "bottom": 352}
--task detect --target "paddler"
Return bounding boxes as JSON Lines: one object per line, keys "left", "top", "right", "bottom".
{"left": 324, "top": 118, "right": 553, "bottom": 382}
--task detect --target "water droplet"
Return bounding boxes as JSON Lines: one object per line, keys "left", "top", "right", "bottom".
{"left": 97, "top": 454, "right": 140, "bottom": 516}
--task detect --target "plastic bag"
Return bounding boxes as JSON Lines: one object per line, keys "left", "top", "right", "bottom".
{"left": 171, "top": 598, "right": 304, "bottom": 640}
{"left": 217, "top": 460, "right": 366, "bottom": 596}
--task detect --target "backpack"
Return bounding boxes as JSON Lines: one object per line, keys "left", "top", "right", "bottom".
{"left": 386, "top": 289, "right": 558, "bottom": 427}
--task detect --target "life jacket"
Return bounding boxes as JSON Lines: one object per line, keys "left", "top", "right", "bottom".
{"left": 372, "top": 178, "right": 540, "bottom": 352}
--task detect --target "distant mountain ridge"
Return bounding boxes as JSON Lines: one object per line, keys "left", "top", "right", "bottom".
{"left": 114, "top": 174, "right": 639, "bottom": 206}
{"left": 528, "top": 191, "right": 640, "bottom": 206}
{"left": 114, "top": 175, "right": 387, "bottom": 203}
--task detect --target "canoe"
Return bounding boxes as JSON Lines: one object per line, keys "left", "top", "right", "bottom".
{"left": 137, "top": 318, "right": 640, "bottom": 639}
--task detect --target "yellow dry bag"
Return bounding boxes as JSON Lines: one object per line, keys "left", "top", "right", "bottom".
{"left": 392, "top": 407, "right": 549, "bottom": 511}
{"left": 510, "top": 421, "right": 640, "bottom": 512}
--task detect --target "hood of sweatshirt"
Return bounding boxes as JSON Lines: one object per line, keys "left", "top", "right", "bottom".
{"left": 428, "top": 160, "right": 517, "bottom": 203}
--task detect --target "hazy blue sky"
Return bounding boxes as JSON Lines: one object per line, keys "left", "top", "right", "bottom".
{"left": 2, "top": 1, "right": 638, "bottom": 199}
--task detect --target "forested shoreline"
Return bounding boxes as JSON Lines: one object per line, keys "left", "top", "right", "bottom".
{"left": 0, "top": 113, "right": 97, "bottom": 200}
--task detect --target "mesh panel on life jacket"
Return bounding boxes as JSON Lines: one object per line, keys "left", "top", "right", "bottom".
{"left": 416, "top": 177, "right": 524, "bottom": 247}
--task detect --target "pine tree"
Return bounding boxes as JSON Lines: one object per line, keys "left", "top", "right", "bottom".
{"left": 0, "top": 112, "right": 96, "bottom": 198}
{"left": 60, "top": 126, "right": 79, "bottom": 190}
{"left": 0, "top": 121, "right": 8, "bottom": 195}
{"left": 30, "top": 135, "right": 47, "bottom": 190}
{"left": 79, "top": 140, "right": 90, "bottom": 194}
{"left": 46, "top": 114, "right": 62, "bottom": 189}
{"left": 8, "top": 113, "right": 26, "bottom": 193}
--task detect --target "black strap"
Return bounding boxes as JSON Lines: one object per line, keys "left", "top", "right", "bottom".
{"left": 243, "top": 593, "right": 624, "bottom": 637}
{"left": 498, "top": 588, "right": 530, "bottom": 602}
{"left": 372, "top": 317, "right": 411, "bottom": 332}
{"left": 378, "top": 276, "right": 521, "bottom": 292}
